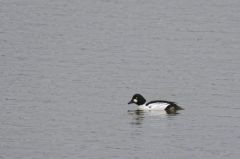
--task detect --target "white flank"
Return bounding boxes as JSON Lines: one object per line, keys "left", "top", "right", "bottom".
{"left": 137, "top": 103, "right": 169, "bottom": 111}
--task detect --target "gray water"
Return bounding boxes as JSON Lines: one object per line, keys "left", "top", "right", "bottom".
{"left": 1, "top": 0, "right": 240, "bottom": 158}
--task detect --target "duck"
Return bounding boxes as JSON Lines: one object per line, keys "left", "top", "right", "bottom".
{"left": 128, "top": 94, "right": 183, "bottom": 113}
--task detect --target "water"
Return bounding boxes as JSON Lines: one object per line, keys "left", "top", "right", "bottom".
{"left": 1, "top": 0, "right": 240, "bottom": 158}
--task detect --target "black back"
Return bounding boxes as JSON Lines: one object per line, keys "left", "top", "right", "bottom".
{"left": 146, "top": 100, "right": 177, "bottom": 106}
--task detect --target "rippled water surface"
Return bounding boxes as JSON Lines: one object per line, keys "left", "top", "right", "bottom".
{"left": 1, "top": 0, "right": 240, "bottom": 158}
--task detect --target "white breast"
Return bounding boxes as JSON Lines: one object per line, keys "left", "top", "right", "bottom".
{"left": 137, "top": 103, "right": 170, "bottom": 111}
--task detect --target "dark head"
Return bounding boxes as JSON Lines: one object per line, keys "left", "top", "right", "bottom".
{"left": 128, "top": 94, "right": 146, "bottom": 106}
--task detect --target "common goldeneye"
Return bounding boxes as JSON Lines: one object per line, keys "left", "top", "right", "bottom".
{"left": 128, "top": 94, "right": 183, "bottom": 113}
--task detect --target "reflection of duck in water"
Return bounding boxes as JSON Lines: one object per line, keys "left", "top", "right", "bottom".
{"left": 128, "top": 110, "right": 145, "bottom": 125}
{"left": 128, "top": 94, "right": 184, "bottom": 114}
{"left": 128, "top": 109, "right": 176, "bottom": 125}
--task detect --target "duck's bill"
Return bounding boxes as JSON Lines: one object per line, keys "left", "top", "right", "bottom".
{"left": 128, "top": 100, "right": 134, "bottom": 104}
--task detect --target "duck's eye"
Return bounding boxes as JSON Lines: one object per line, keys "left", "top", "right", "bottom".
{"left": 133, "top": 98, "right": 138, "bottom": 103}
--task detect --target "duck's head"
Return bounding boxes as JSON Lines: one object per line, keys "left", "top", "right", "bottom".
{"left": 128, "top": 94, "right": 146, "bottom": 105}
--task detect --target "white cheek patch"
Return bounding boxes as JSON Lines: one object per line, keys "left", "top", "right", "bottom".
{"left": 133, "top": 99, "right": 138, "bottom": 103}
